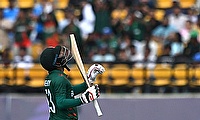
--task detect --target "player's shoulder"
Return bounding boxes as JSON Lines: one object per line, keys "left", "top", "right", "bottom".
{"left": 49, "top": 70, "right": 68, "bottom": 81}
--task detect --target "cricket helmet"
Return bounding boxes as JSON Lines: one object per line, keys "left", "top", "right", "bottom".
{"left": 40, "top": 45, "right": 72, "bottom": 71}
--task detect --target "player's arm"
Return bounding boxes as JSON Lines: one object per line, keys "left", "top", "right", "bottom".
{"left": 73, "top": 82, "right": 88, "bottom": 95}
{"left": 56, "top": 85, "right": 100, "bottom": 109}
{"left": 56, "top": 94, "right": 82, "bottom": 109}
{"left": 55, "top": 77, "right": 99, "bottom": 109}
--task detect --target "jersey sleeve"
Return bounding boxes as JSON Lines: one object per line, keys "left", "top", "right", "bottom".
{"left": 73, "top": 82, "right": 88, "bottom": 95}
{"left": 54, "top": 76, "right": 82, "bottom": 109}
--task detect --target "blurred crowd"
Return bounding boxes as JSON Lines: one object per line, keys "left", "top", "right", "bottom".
{"left": 0, "top": 0, "right": 200, "bottom": 69}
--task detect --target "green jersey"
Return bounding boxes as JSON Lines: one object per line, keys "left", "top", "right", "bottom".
{"left": 44, "top": 70, "right": 87, "bottom": 120}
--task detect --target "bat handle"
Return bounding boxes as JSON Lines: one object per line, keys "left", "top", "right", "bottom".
{"left": 93, "top": 99, "right": 103, "bottom": 117}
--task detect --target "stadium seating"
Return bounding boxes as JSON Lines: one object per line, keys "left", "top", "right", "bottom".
{"left": 179, "top": 0, "right": 196, "bottom": 8}
{"left": 170, "top": 64, "right": 188, "bottom": 86}
{"left": 108, "top": 64, "right": 130, "bottom": 86}
{"left": 0, "top": 0, "right": 9, "bottom": 8}
{"left": 0, "top": 63, "right": 199, "bottom": 93}
{"left": 189, "top": 65, "right": 200, "bottom": 87}
{"left": 67, "top": 64, "right": 84, "bottom": 85}
{"left": 27, "top": 64, "right": 47, "bottom": 87}
{"left": 129, "top": 67, "right": 145, "bottom": 87}
{"left": 31, "top": 43, "right": 43, "bottom": 62}
{"left": 55, "top": 0, "right": 69, "bottom": 9}
{"left": 13, "top": 68, "right": 25, "bottom": 85}
{"left": 55, "top": 10, "right": 65, "bottom": 22}
{"left": 147, "top": 64, "right": 172, "bottom": 87}
{"left": 156, "top": 0, "right": 173, "bottom": 9}
{"left": 0, "top": 65, "right": 12, "bottom": 85}
{"left": 17, "top": 0, "right": 34, "bottom": 8}
{"left": 12, "top": 64, "right": 47, "bottom": 87}
{"left": 154, "top": 9, "right": 165, "bottom": 21}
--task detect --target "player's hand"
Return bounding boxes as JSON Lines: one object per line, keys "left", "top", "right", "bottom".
{"left": 87, "top": 64, "right": 105, "bottom": 84}
{"left": 80, "top": 84, "right": 100, "bottom": 104}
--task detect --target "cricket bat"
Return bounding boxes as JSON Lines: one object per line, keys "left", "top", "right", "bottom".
{"left": 70, "top": 34, "right": 103, "bottom": 117}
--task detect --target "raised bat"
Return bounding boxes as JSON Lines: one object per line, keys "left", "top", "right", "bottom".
{"left": 70, "top": 34, "right": 103, "bottom": 117}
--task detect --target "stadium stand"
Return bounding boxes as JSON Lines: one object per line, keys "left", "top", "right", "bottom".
{"left": 17, "top": 0, "right": 34, "bottom": 8}
{"left": 147, "top": 64, "right": 172, "bottom": 89}
{"left": 1, "top": 63, "right": 200, "bottom": 93}
{"left": 55, "top": 0, "right": 69, "bottom": 9}
{"left": 107, "top": 64, "right": 131, "bottom": 92}
{"left": 55, "top": 10, "right": 65, "bottom": 22}
{"left": 189, "top": 65, "right": 200, "bottom": 87}
{"left": 179, "top": 0, "right": 196, "bottom": 8}
{"left": 156, "top": 0, "right": 173, "bottom": 9}
{"left": 27, "top": 64, "right": 47, "bottom": 87}
{"left": 109, "top": 64, "right": 130, "bottom": 86}
{"left": 0, "top": 0, "right": 199, "bottom": 94}
{"left": 170, "top": 64, "right": 189, "bottom": 92}
{"left": 154, "top": 9, "right": 165, "bottom": 21}
{"left": 0, "top": 0, "right": 9, "bottom": 8}
{"left": 129, "top": 66, "right": 145, "bottom": 87}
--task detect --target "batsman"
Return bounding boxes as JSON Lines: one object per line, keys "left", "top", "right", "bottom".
{"left": 40, "top": 45, "right": 105, "bottom": 120}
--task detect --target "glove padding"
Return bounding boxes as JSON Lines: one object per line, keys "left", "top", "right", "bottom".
{"left": 80, "top": 85, "right": 100, "bottom": 104}
{"left": 87, "top": 64, "right": 105, "bottom": 84}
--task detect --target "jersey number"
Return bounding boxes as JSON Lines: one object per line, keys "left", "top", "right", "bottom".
{"left": 45, "top": 89, "right": 56, "bottom": 113}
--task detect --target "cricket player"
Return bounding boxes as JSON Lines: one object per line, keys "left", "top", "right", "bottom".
{"left": 40, "top": 45, "right": 105, "bottom": 120}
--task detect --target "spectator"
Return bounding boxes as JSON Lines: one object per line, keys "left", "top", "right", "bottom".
{"left": 183, "top": 35, "right": 200, "bottom": 60}
{"left": 186, "top": 7, "right": 198, "bottom": 24}
{"left": 194, "top": 16, "right": 200, "bottom": 42}
{"left": 135, "top": 46, "right": 157, "bottom": 69}
{"left": 179, "top": 20, "right": 195, "bottom": 44}
{"left": 165, "top": 0, "right": 181, "bottom": 16}
{"left": 97, "top": 27, "right": 118, "bottom": 53}
{"left": 111, "top": 0, "right": 129, "bottom": 36}
{"left": 0, "top": 9, "right": 10, "bottom": 50}
{"left": 127, "top": 10, "right": 147, "bottom": 58}
{"left": 31, "top": 0, "right": 54, "bottom": 43}
{"left": 144, "top": 8, "right": 161, "bottom": 37}
{"left": 1, "top": 48, "right": 12, "bottom": 84}
{"left": 111, "top": 1, "right": 128, "bottom": 22}
{"left": 167, "top": 6, "right": 188, "bottom": 31}
{"left": 156, "top": 44, "right": 174, "bottom": 64}
{"left": 118, "top": 32, "right": 132, "bottom": 51}
{"left": 37, "top": 1, "right": 59, "bottom": 47}
{"left": 116, "top": 48, "right": 129, "bottom": 62}
{"left": 169, "top": 32, "right": 184, "bottom": 56}
{"left": 91, "top": 47, "right": 116, "bottom": 62}
{"left": 13, "top": 10, "right": 32, "bottom": 56}
{"left": 84, "top": 33, "right": 98, "bottom": 61}
{"left": 28, "top": 11, "right": 41, "bottom": 43}
{"left": 3, "top": 0, "right": 19, "bottom": 43}
{"left": 58, "top": 8, "right": 79, "bottom": 34}
{"left": 78, "top": 0, "right": 96, "bottom": 40}
{"left": 93, "top": 0, "right": 111, "bottom": 34}
{"left": 13, "top": 47, "right": 34, "bottom": 84}
{"left": 58, "top": 9, "right": 70, "bottom": 34}
{"left": 128, "top": 45, "right": 143, "bottom": 62}
{"left": 3, "top": 0, "right": 19, "bottom": 25}
{"left": 32, "top": 0, "right": 49, "bottom": 17}
{"left": 61, "top": 8, "right": 82, "bottom": 53}
{"left": 152, "top": 17, "right": 177, "bottom": 45}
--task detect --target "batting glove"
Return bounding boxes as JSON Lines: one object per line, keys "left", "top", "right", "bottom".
{"left": 80, "top": 84, "right": 100, "bottom": 104}
{"left": 87, "top": 64, "right": 105, "bottom": 84}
